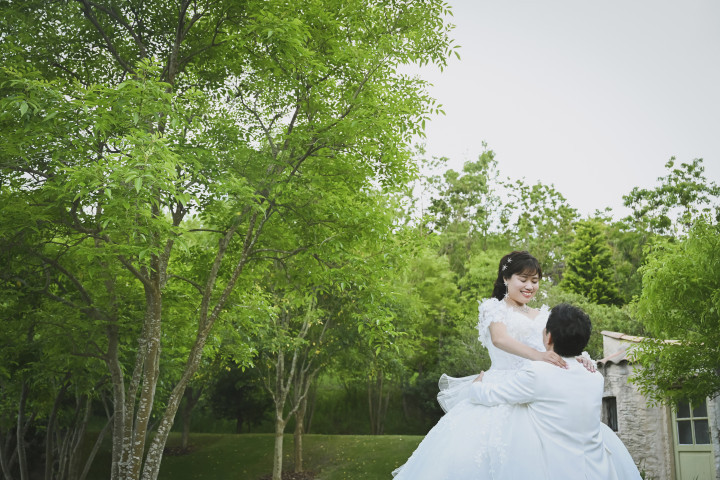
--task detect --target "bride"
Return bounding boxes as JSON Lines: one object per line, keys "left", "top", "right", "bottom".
{"left": 392, "top": 250, "right": 640, "bottom": 479}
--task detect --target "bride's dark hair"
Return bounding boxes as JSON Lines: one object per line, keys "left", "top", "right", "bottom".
{"left": 491, "top": 251, "right": 542, "bottom": 301}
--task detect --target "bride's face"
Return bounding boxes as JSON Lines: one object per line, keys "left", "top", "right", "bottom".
{"left": 505, "top": 271, "right": 540, "bottom": 306}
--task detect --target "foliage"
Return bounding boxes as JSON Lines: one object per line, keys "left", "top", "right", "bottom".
{"left": 623, "top": 157, "right": 720, "bottom": 236}
{"left": 424, "top": 145, "right": 502, "bottom": 238}
{"left": 561, "top": 220, "right": 623, "bottom": 306}
{"left": 419, "top": 144, "right": 578, "bottom": 282}
{"left": 600, "top": 216, "right": 651, "bottom": 303}
{"left": 0, "top": 0, "right": 455, "bottom": 478}
{"left": 331, "top": 228, "right": 428, "bottom": 436}
{"left": 630, "top": 219, "right": 720, "bottom": 404}
{"left": 0, "top": 233, "right": 119, "bottom": 480}
{"left": 458, "top": 245, "right": 511, "bottom": 304}
{"left": 207, "top": 362, "right": 272, "bottom": 434}
{"left": 500, "top": 179, "right": 578, "bottom": 280}
{"left": 419, "top": 146, "right": 505, "bottom": 283}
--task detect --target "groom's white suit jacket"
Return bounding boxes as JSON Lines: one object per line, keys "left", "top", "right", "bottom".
{"left": 471, "top": 359, "right": 635, "bottom": 480}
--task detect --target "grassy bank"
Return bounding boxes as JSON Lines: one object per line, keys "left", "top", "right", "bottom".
{"left": 86, "top": 433, "right": 423, "bottom": 480}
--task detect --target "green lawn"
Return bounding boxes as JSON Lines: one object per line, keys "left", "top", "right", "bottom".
{"left": 86, "top": 433, "right": 423, "bottom": 480}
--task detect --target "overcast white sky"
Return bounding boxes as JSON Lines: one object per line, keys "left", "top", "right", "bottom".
{"left": 412, "top": 0, "right": 720, "bottom": 218}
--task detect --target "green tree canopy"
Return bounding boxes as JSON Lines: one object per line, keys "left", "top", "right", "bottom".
{"left": 0, "top": 1, "right": 455, "bottom": 479}
{"left": 631, "top": 219, "right": 720, "bottom": 404}
{"left": 501, "top": 179, "right": 578, "bottom": 280}
{"left": 623, "top": 157, "right": 720, "bottom": 236}
{"left": 561, "top": 220, "right": 622, "bottom": 306}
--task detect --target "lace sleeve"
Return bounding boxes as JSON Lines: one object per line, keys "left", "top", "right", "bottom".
{"left": 476, "top": 298, "right": 508, "bottom": 348}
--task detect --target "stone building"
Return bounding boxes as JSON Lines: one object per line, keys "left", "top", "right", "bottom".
{"left": 598, "top": 331, "right": 720, "bottom": 480}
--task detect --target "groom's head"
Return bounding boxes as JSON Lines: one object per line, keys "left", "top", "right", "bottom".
{"left": 544, "top": 303, "right": 592, "bottom": 357}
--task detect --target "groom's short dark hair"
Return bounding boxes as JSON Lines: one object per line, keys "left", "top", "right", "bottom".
{"left": 546, "top": 303, "right": 592, "bottom": 357}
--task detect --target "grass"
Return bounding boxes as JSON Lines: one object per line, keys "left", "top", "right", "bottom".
{"left": 85, "top": 433, "right": 423, "bottom": 480}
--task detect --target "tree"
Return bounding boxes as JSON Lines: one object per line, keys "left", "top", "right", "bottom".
{"left": 230, "top": 188, "right": 417, "bottom": 478}
{"left": 256, "top": 290, "right": 327, "bottom": 479}
{"left": 425, "top": 145, "right": 502, "bottom": 237}
{"left": 601, "top": 216, "right": 650, "bottom": 303}
{"left": 623, "top": 157, "right": 720, "bottom": 236}
{"left": 207, "top": 363, "right": 271, "bottom": 434}
{"left": 630, "top": 219, "right": 720, "bottom": 405}
{"left": 561, "top": 220, "right": 622, "bottom": 306}
{"left": 0, "top": 233, "right": 122, "bottom": 480}
{"left": 421, "top": 146, "right": 504, "bottom": 277}
{"left": 501, "top": 179, "right": 578, "bottom": 280}
{"left": 0, "top": 1, "right": 454, "bottom": 479}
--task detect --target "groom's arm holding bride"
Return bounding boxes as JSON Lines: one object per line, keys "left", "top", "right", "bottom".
{"left": 470, "top": 368, "right": 540, "bottom": 407}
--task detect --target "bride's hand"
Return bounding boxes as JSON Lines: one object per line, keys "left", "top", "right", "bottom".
{"left": 576, "top": 355, "right": 596, "bottom": 372}
{"left": 473, "top": 371, "right": 485, "bottom": 383}
{"left": 538, "top": 351, "right": 568, "bottom": 369}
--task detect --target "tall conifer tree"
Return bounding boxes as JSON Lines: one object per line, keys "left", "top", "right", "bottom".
{"left": 561, "top": 220, "right": 622, "bottom": 305}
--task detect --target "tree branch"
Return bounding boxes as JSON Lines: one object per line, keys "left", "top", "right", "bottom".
{"left": 86, "top": 1, "right": 148, "bottom": 57}
{"left": 117, "top": 255, "right": 152, "bottom": 290}
{"left": 168, "top": 274, "right": 204, "bottom": 295}
{"left": 77, "top": 0, "right": 135, "bottom": 74}
{"left": 38, "top": 255, "right": 93, "bottom": 306}
{"left": 236, "top": 91, "right": 278, "bottom": 155}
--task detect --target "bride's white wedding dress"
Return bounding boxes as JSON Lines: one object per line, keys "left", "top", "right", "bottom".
{"left": 392, "top": 298, "right": 641, "bottom": 480}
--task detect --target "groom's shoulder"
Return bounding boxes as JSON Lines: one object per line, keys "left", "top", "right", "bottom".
{"left": 527, "top": 361, "right": 562, "bottom": 377}
{"left": 528, "top": 360, "right": 563, "bottom": 372}
{"left": 529, "top": 360, "right": 602, "bottom": 380}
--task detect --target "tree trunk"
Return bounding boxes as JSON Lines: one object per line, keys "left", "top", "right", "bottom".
{"left": 67, "top": 395, "right": 93, "bottom": 480}
{"left": 55, "top": 391, "right": 86, "bottom": 480}
{"left": 0, "top": 427, "right": 16, "bottom": 480}
{"left": 79, "top": 415, "right": 113, "bottom": 480}
{"left": 16, "top": 382, "right": 29, "bottom": 480}
{"left": 181, "top": 412, "right": 191, "bottom": 450}
{"left": 139, "top": 210, "right": 257, "bottom": 480}
{"left": 44, "top": 379, "right": 70, "bottom": 480}
{"left": 128, "top": 285, "right": 163, "bottom": 480}
{"left": 180, "top": 386, "right": 203, "bottom": 449}
{"left": 378, "top": 389, "right": 390, "bottom": 435}
{"left": 293, "top": 395, "right": 308, "bottom": 473}
{"left": 235, "top": 413, "right": 244, "bottom": 434}
{"left": 374, "top": 372, "right": 384, "bottom": 435}
{"left": 368, "top": 371, "right": 390, "bottom": 435}
{"left": 106, "top": 332, "right": 126, "bottom": 480}
{"left": 140, "top": 315, "right": 224, "bottom": 480}
{"left": 180, "top": 387, "right": 200, "bottom": 450}
{"left": 304, "top": 383, "right": 317, "bottom": 435}
{"left": 368, "top": 379, "right": 376, "bottom": 435}
{"left": 272, "top": 415, "right": 285, "bottom": 480}
{"left": 264, "top": 305, "right": 325, "bottom": 480}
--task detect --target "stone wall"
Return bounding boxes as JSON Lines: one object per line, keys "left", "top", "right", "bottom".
{"left": 599, "top": 331, "right": 720, "bottom": 480}
{"left": 710, "top": 397, "right": 720, "bottom": 480}
{"left": 600, "top": 361, "right": 674, "bottom": 480}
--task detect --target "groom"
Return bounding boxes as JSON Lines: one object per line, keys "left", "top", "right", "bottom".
{"left": 471, "top": 303, "right": 641, "bottom": 480}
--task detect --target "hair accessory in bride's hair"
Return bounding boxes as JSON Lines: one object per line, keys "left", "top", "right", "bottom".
{"left": 502, "top": 257, "right": 512, "bottom": 271}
